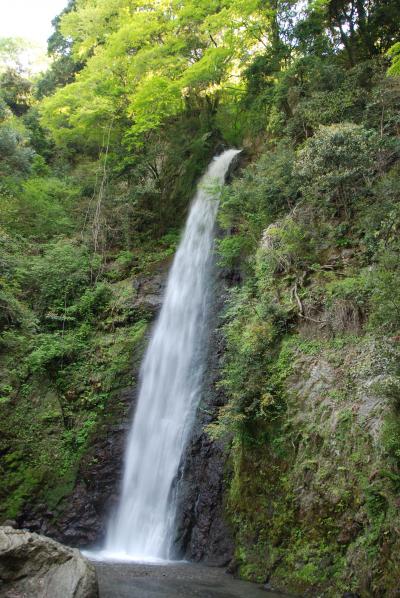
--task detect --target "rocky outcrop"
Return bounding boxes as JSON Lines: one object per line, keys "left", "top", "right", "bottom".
{"left": 132, "top": 261, "right": 169, "bottom": 316}
{"left": 172, "top": 399, "right": 234, "bottom": 566}
{"left": 18, "top": 391, "right": 133, "bottom": 547}
{"left": 0, "top": 526, "right": 97, "bottom": 597}
{"left": 221, "top": 333, "right": 400, "bottom": 595}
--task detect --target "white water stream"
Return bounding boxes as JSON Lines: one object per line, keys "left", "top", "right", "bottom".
{"left": 99, "top": 149, "right": 240, "bottom": 562}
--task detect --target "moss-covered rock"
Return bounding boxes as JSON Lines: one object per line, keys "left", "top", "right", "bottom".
{"left": 0, "top": 255, "right": 171, "bottom": 546}
{"left": 224, "top": 334, "right": 400, "bottom": 596}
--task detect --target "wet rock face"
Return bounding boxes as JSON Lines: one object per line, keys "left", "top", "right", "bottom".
{"left": 0, "top": 526, "right": 98, "bottom": 597}
{"left": 172, "top": 417, "right": 234, "bottom": 566}
{"left": 132, "top": 262, "right": 169, "bottom": 316}
{"left": 18, "top": 389, "right": 134, "bottom": 548}
{"left": 171, "top": 271, "right": 235, "bottom": 566}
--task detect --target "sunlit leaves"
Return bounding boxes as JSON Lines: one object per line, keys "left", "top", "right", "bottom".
{"left": 40, "top": 0, "right": 277, "bottom": 147}
{"left": 128, "top": 76, "right": 182, "bottom": 136}
{"left": 387, "top": 43, "right": 400, "bottom": 77}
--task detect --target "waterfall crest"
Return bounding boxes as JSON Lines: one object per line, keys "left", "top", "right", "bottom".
{"left": 103, "top": 149, "right": 240, "bottom": 561}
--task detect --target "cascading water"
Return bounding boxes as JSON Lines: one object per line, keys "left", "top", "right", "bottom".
{"left": 102, "top": 149, "right": 241, "bottom": 562}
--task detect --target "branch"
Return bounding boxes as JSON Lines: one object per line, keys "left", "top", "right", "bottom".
{"left": 209, "top": 34, "right": 218, "bottom": 48}
{"left": 292, "top": 281, "right": 304, "bottom": 315}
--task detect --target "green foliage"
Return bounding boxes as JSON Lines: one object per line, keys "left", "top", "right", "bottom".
{"left": 387, "top": 43, "right": 400, "bottom": 76}
{"left": 24, "top": 240, "right": 92, "bottom": 319}
{"left": 325, "top": 275, "right": 369, "bottom": 310}
{"left": 366, "top": 250, "right": 400, "bottom": 333}
{"left": 129, "top": 77, "right": 183, "bottom": 138}
{"left": 0, "top": 37, "right": 28, "bottom": 73}
{"left": 70, "top": 283, "right": 112, "bottom": 321}
{"left": 26, "top": 328, "right": 88, "bottom": 373}
{"left": 1, "top": 177, "right": 78, "bottom": 240}
{"left": 217, "top": 234, "right": 252, "bottom": 269}
{"left": 208, "top": 9, "right": 400, "bottom": 593}
{"left": 382, "top": 417, "right": 400, "bottom": 462}
{"left": 1, "top": 1, "right": 400, "bottom": 595}
{"left": 256, "top": 215, "right": 316, "bottom": 281}
{"left": 0, "top": 68, "right": 31, "bottom": 116}
{"left": 322, "top": 240, "right": 400, "bottom": 336}
{"left": 295, "top": 123, "right": 378, "bottom": 212}
{"left": 210, "top": 271, "right": 292, "bottom": 441}
{"left": 0, "top": 284, "right": 32, "bottom": 333}
{"left": 0, "top": 120, "right": 35, "bottom": 176}
{"left": 36, "top": 0, "right": 82, "bottom": 99}
{"left": 39, "top": 0, "right": 281, "bottom": 149}
{"left": 218, "top": 143, "right": 298, "bottom": 258}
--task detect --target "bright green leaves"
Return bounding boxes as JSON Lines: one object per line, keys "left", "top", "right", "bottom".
{"left": 60, "top": 0, "right": 130, "bottom": 60}
{"left": 39, "top": 0, "right": 278, "bottom": 149}
{"left": 387, "top": 43, "right": 400, "bottom": 77}
{"left": 0, "top": 177, "right": 77, "bottom": 241}
{"left": 129, "top": 76, "right": 183, "bottom": 137}
{"left": 40, "top": 79, "right": 116, "bottom": 150}
{"left": 182, "top": 46, "right": 232, "bottom": 89}
{"left": 25, "top": 240, "right": 92, "bottom": 318}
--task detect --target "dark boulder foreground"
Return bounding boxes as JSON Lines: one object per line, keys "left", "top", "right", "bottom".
{"left": 0, "top": 527, "right": 98, "bottom": 598}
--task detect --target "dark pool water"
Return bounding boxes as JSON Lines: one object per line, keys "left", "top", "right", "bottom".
{"left": 95, "top": 561, "right": 290, "bottom": 598}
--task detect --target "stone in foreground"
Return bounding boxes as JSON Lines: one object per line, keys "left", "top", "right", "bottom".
{"left": 0, "top": 526, "right": 98, "bottom": 598}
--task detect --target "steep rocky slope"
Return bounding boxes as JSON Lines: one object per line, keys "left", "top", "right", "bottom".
{"left": 224, "top": 334, "right": 400, "bottom": 595}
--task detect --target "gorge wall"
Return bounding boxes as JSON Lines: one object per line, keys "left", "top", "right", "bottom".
{"left": 14, "top": 163, "right": 241, "bottom": 565}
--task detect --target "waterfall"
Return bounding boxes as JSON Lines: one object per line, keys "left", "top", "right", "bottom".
{"left": 103, "top": 149, "right": 241, "bottom": 561}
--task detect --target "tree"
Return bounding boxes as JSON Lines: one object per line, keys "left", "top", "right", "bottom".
{"left": 40, "top": 0, "right": 285, "bottom": 149}
{"left": 387, "top": 43, "right": 400, "bottom": 77}
{"left": 0, "top": 37, "right": 27, "bottom": 74}
{"left": 36, "top": 0, "right": 83, "bottom": 99}
{"left": 0, "top": 121, "right": 35, "bottom": 176}
{"left": 0, "top": 68, "right": 32, "bottom": 116}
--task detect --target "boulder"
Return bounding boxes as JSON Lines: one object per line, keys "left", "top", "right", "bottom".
{"left": 0, "top": 526, "right": 98, "bottom": 598}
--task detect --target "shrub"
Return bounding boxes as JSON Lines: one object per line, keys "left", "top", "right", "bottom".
{"left": 257, "top": 216, "right": 315, "bottom": 280}
{"left": 0, "top": 121, "right": 34, "bottom": 176}
{"left": 26, "top": 327, "right": 88, "bottom": 373}
{"left": 24, "top": 240, "right": 93, "bottom": 319}
{"left": 217, "top": 234, "right": 252, "bottom": 269}
{"left": 218, "top": 143, "right": 298, "bottom": 257}
{"left": 295, "top": 123, "right": 378, "bottom": 213}
{"left": 366, "top": 251, "right": 400, "bottom": 333}
{"left": 0, "top": 177, "right": 78, "bottom": 241}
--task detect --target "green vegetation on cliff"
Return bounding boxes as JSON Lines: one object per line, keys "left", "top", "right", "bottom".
{"left": 209, "top": 14, "right": 400, "bottom": 598}
{"left": 1, "top": 0, "right": 400, "bottom": 595}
